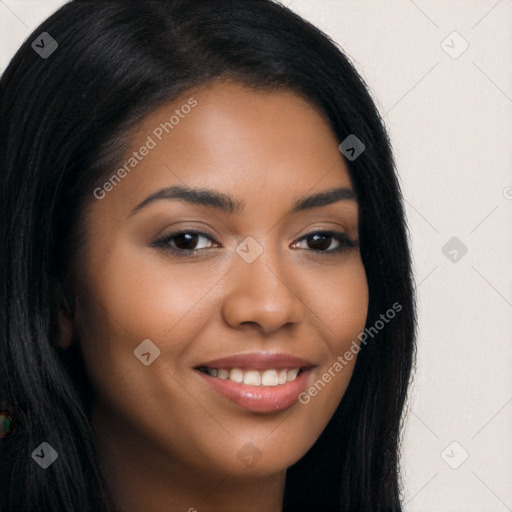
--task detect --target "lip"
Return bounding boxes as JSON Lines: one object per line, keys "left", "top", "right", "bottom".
{"left": 195, "top": 366, "right": 313, "bottom": 413}
{"left": 193, "top": 352, "right": 316, "bottom": 413}
{"left": 195, "top": 352, "right": 315, "bottom": 371}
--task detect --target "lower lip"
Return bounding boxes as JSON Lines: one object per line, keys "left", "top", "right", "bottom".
{"left": 195, "top": 369, "right": 312, "bottom": 413}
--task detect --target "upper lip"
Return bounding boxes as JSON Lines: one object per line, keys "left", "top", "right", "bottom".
{"left": 195, "top": 352, "right": 315, "bottom": 370}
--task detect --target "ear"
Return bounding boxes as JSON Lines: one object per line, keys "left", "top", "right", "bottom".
{"left": 53, "top": 286, "right": 77, "bottom": 350}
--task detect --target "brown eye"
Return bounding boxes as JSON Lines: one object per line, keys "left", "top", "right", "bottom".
{"left": 295, "top": 231, "right": 357, "bottom": 254}
{"left": 306, "top": 233, "right": 332, "bottom": 251}
{"left": 151, "top": 230, "right": 218, "bottom": 255}
{"left": 172, "top": 232, "right": 201, "bottom": 251}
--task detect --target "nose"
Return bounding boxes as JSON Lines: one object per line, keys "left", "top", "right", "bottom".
{"left": 221, "top": 244, "right": 304, "bottom": 335}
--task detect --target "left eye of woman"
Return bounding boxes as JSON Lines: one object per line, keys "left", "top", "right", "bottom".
{"left": 293, "top": 231, "right": 357, "bottom": 253}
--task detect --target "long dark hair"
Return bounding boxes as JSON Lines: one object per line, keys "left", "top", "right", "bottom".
{"left": 0, "top": 1, "right": 416, "bottom": 510}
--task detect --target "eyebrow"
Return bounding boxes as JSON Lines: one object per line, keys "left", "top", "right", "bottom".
{"left": 129, "top": 184, "right": 356, "bottom": 217}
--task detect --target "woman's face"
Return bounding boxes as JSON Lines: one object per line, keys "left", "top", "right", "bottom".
{"left": 68, "top": 80, "right": 368, "bottom": 477}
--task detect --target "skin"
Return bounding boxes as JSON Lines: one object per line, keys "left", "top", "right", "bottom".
{"left": 58, "top": 80, "right": 369, "bottom": 512}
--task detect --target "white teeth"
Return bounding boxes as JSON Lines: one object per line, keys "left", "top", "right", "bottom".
{"left": 286, "top": 368, "right": 299, "bottom": 382}
{"left": 243, "top": 370, "right": 261, "bottom": 386}
{"left": 217, "top": 369, "right": 229, "bottom": 380}
{"left": 261, "top": 369, "right": 279, "bottom": 386}
{"left": 229, "top": 368, "right": 244, "bottom": 383}
{"left": 202, "top": 367, "right": 302, "bottom": 386}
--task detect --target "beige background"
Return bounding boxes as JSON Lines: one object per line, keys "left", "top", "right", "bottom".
{"left": 1, "top": 1, "right": 511, "bottom": 510}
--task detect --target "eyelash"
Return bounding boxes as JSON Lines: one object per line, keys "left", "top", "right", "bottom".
{"left": 151, "top": 229, "right": 358, "bottom": 257}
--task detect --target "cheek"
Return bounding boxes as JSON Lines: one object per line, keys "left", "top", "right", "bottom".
{"left": 330, "top": 261, "right": 369, "bottom": 349}
{"left": 289, "top": 257, "right": 368, "bottom": 440}
{"left": 306, "top": 255, "right": 369, "bottom": 352}
{"left": 73, "top": 247, "right": 228, "bottom": 387}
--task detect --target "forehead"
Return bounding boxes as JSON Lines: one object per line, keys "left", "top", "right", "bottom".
{"left": 94, "top": 80, "right": 355, "bottom": 217}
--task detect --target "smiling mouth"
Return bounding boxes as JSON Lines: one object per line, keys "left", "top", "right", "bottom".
{"left": 195, "top": 367, "right": 305, "bottom": 387}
